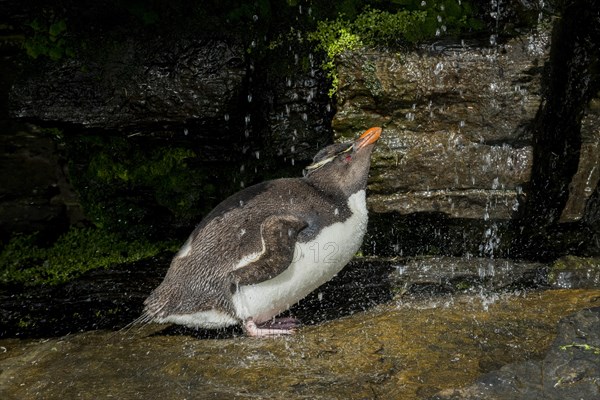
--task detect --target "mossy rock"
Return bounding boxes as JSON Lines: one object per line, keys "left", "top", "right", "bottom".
{"left": 0, "top": 228, "right": 178, "bottom": 286}
{"left": 548, "top": 255, "right": 600, "bottom": 289}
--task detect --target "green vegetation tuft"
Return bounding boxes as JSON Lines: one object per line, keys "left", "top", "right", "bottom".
{"left": 309, "top": 20, "right": 364, "bottom": 97}
{"left": 308, "top": 1, "right": 482, "bottom": 96}
{"left": 23, "top": 16, "right": 76, "bottom": 60}
{"left": 560, "top": 343, "right": 600, "bottom": 355}
{"left": 69, "top": 135, "right": 212, "bottom": 236}
{"left": 0, "top": 228, "right": 177, "bottom": 286}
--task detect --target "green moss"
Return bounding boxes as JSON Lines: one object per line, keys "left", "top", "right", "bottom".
{"left": 308, "top": 1, "right": 483, "bottom": 96}
{"left": 310, "top": 22, "right": 363, "bottom": 97}
{"left": 17, "top": 318, "right": 33, "bottom": 329}
{"left": 560, "top": 343, "right": 600, "bottom": 355}
{"left": 23, "top": 15, "right": 76, "bottom": 60}
{"left": 550, "top": 255, "right": 600, "bottom": 271}
{"left": 69, "top": 135, "right": 213, "bottom": 236}
{"left": 0, "top": 228, "right": 177, "bottom": 286}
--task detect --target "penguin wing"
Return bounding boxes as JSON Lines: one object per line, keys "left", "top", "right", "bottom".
{"left": 231, "top": 214, "right": 307, "bottom": 285}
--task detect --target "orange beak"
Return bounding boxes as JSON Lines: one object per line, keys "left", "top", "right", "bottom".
{"left": 354, "top": 127, "right": 382, "bottom": 150}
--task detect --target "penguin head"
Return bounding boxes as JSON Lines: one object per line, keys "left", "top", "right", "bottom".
{"left": 304, "top": 127, "right": 382, "bottom": 196}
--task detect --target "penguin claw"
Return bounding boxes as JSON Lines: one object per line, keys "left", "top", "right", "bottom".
{"left": 244, "top": 319, "right": 297, "bottom": 337}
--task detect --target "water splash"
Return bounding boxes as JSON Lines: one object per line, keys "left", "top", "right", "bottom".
{"left": 479, "top": 222, "right": 500, "bottom": 259}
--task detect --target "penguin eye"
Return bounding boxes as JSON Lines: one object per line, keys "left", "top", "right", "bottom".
{"left": 344, "top": 154, "right": 352, "bottom": 162}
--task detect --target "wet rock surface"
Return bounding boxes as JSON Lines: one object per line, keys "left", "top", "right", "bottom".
{"left": 433, "top": 307, "right": 600, "bottom": 400}
{"left": 2, "top": 256, "right": 600, "bottom": 399}
{"left": 1, "top": 288, "right": 599, "bottom": 400}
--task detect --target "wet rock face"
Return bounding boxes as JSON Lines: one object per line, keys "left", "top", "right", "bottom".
{"left": 333, "top": 32, "right": 599, "bottom": 222}
{"left": 333, "top": 34, "right": 549, "bottom": 219}
{"left": 9, "top": 37, "right": 246, "bottom": 130}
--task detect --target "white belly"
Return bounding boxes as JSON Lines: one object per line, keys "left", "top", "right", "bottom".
{"left": 232, "top": 190, "right": 368, "bottom": 323}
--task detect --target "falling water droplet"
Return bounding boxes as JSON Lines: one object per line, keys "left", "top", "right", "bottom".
{"left": 255, "top": 151, "right": 260, "bottom": 159}
{"left": 492, "top": 177, "right": 500, "bottom": 190}
{"left": 247, "top": 93, "right": 252, "bottom": 103}
{"left": 183, "top": 128, "right": 189, "bottom": 136}
{"left": 240, "top": 164, "right": 245, "bottom": 172}
{"left": 253, "top": 14, "right": 258, "bottom": 22}
{"left": 434, "top": 62, "right": 444, "bottom": 75}
{"left": 512, "top": 199, "right": 520, "bottom": 211}
{"left": 224, "top": 113, "right": 230, "bottom": 121}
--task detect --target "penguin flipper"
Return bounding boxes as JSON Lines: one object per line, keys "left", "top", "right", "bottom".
{"left": 232, "top": 214, "right": 307, "bottom": 285}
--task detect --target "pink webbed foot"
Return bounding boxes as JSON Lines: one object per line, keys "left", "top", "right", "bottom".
{"left": 243, "top": 318, "right": 300, "bottom": 337}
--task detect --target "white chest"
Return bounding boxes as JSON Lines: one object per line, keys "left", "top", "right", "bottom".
{"left": 232, "top": 190, "right": 368, "bottom": 323}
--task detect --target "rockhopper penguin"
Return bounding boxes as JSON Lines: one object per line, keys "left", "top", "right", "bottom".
{"left": 142, "top": 127, "right": 382, "bottom": 336}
